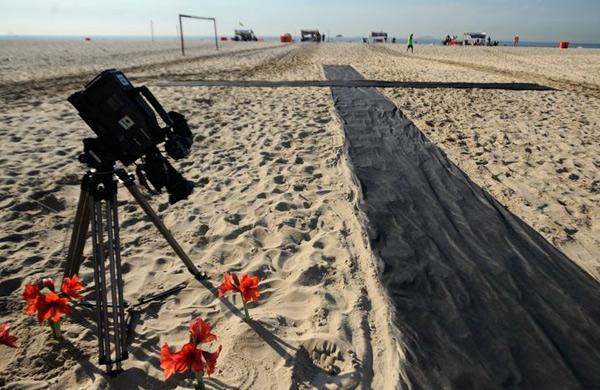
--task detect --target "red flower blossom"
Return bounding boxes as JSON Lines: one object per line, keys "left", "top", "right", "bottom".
{"left": 218, "top": 272, "right": 260, "bottom": 303}
{"left": 160, "top": 343, "right": 177, "bottom": 379}
{"left": 202, "top": 345, "right": 222, "bottom": 376}
{"left": 189, "top": 318, "right": 217, "bottom": 346}
{"left": 61, "top": 275, "right": 83, "bottom": 300}
{"left": 219, "top": 272, "right": 261, "bottom": 321}
{"left": 160, "top": 319, "right": 222, "bottom": 387}
{"left": 0, "top": 323, "right": 17, "bottom": 348}
{"left": 218, "top": 272, "right": 240, "bottom": 298}
{"left": 22, "top": 284, "right": 41, "bottom": 315}
{"left": 38, "top": 292, "right": 71, "bottom": 323}
{"left": 238, "top": 274, "right": 260, "bottom": 304}
{"left": 173, "top": 343, "right": 204, "bottom": 374}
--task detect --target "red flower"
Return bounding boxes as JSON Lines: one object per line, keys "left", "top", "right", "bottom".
{"left": 189, "top": 318, "right": 217, "bottom": 346}
{"left": 160, "top": 343, "right": 177, "bottom": 379}
{"left": 173, "top": 343, "right": 204, "bottom": 374}
{"left": 38, "top": 292, "right": 71, "bottom": 323}
{"left": 160, "top": 318, "right": 222, "bottom": 385}
{"left": 218, "top": 272, "right": 240, "bottom": 298}
{"left": 202, "top": 345, "right": 222, "bottom": 376}
{"left": 0, "top": 323, "right": 17, "bottom": 348}
{"left": 61, "top": 275, "right": 83, "bottom": 300}
{"left": 22, "top": 284, "right": 41, "bottom": 315}
{"left": 238, "top": 274, "right": 260, "bottom": 304}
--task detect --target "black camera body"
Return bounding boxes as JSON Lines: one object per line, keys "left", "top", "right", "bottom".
{"left": 69, "top": 69, "right": 194, "bottom": 204}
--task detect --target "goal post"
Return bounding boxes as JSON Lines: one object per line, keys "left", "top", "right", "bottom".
{"left": 178, "top": 14, "right": 219, "bottom": 55}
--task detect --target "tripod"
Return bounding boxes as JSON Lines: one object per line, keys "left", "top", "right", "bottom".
{"left": 63, "top": 166, "right": 205, "bottom": 374}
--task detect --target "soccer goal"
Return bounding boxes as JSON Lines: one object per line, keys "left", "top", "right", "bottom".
{"left": 178, "top": 14, "right": 219, "bottom": 55}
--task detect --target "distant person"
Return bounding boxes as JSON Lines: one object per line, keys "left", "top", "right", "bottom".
{"left": 513, "top": 34, "right": 520, "bottom": 47}
{"left": 392, "top": 37, "right": 396, "bottom": 44}
{"left": 487, "top": 36, "right": 492, "bottom": 46}
{"left": 322, "top": 34, "right": 326, "bottom": 42}
{"left": 407, "top": 33, "right": 414, "bottom": 53}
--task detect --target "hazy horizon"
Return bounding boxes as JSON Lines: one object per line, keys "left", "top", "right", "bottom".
{"left": 1, "top": 0, "right": 599, "bottom": 43}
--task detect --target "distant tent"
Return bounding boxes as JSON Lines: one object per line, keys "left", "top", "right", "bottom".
{"left": 233, "top": 29, "right": 257, "bottom": 41}
{"left": 463, "top": 32, "right": 487, "bottom": 45}
{"left": 370, "top": 32, "right": 388, "bottom": 43}
{"left": 301, "top": 30, "right": 320, "bottom": 42}
{"left": 465, "top": 32, "right": 487, "bottom": 39}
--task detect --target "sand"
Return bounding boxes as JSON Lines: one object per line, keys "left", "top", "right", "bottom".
{"left": 0, "top": 41, "right": 599, "bottom": 389}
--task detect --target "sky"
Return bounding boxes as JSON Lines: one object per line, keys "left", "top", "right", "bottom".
{"left": 1, "top": 0, "right": 599, "bottom": 43}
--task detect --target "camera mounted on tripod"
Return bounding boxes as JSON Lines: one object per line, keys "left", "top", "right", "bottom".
{"left": 69, "top": 69, "right": 194, "bottom": 204}
{"left": 64, "top": 69, "right": 206, "bottom": 375}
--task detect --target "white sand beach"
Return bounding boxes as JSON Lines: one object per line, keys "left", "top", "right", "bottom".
{"left": 1, "top": 41, "right": 599, "bottom": 389}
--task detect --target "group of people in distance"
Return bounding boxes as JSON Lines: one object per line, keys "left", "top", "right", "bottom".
{"left": 360, "top": 32, "right": 520, "bottom": 52}
{"left": 443, "top": 34, "right": 500, "bottom": 46}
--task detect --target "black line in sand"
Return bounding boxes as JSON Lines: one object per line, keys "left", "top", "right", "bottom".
{"left": 155, "top": 79, "right": 555, "bottom": 91}
{"left": 324, "top": 64, "right": 600, "bottom": 388}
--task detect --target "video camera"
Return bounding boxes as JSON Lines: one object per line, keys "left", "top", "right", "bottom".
{"left": 68, "top": 69, "right": 194, "bottom": 204}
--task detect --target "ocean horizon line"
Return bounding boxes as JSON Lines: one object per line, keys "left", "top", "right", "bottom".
{"left": 2, "top": 34, "right": 599, "bottom": 48}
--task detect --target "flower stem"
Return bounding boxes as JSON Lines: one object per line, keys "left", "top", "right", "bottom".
{"left": 49, "top": 319, "right": 62, "bottom": 340}
{"left": 242, "top": 299, "right": 251, "bottom": 322}
{"left": 195, "top": 371, "right": 206, "bottom": 390}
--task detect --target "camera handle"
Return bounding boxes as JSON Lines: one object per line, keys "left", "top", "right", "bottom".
{"left": 135, "top": 86, "right": 173, "bottom": 127}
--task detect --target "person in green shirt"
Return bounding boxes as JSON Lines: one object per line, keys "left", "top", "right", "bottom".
{"left": 407, "top": 33, "right": 414, "bottom": 53}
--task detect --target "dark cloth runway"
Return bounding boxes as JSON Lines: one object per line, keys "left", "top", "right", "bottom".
{"left": 155, "top": 79, "right": 554, "bottom": 91}
{"left": 324, "top": 64, "right": 600, "bottom": 389}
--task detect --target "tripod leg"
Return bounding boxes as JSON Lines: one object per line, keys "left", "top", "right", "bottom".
{"left": 121, "top": 179, "right": 205, "bottom": 279}
{"left": 64, "top": 176, "right": 92, "bottom": 278}
{"left": 90, "top": 197, "right": 112, "bottom": 373}
{"left": 105, "top": 191, "right": 128, "bottom": 370}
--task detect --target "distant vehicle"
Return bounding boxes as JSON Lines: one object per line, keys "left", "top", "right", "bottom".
{"left": 232, "top": 29, "right": 258, "bottom": 41}
{"left": 301, "top": 30, "right": 321, "bottom": 42}
{"left": 443, "top": 35, "right": 460, "bottom": 46}
{"left": 370, "top": 32, "right": 388, "bottom": 43}
{"left": 280, "top": 33, "right": 293, "bottom": 43}
{"left": 462, "top": 32, "right": 487, "bottom": 46}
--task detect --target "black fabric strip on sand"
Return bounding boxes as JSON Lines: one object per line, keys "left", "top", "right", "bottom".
{"left": 155, "top": 79, "right": 554, "bottom": 91}
{"left": 323, "top": 64, "right": 600, "bottom": 389}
